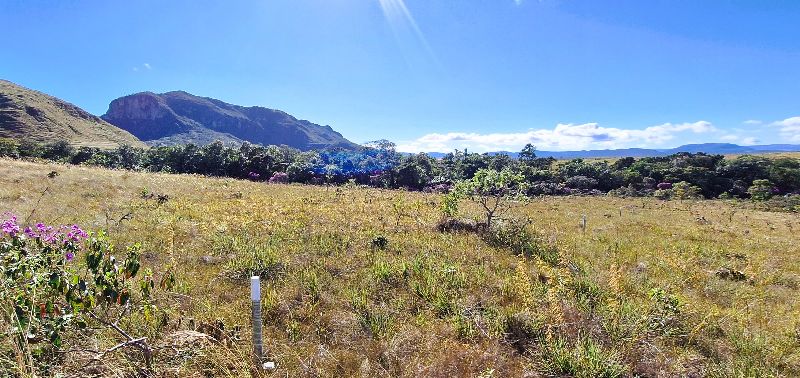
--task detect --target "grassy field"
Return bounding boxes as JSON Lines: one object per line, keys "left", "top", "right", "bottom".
{"left": 1, "top": 158, "right": 799, "bottom": 377}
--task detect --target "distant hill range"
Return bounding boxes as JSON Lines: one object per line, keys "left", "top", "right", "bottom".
{"left": 0, "top": 80, "right": 145, "bottom": 148}
{"left": 426, "top": 143, "right": 800, "bottom": 159}
{"left": 102, "top": 91, "right": 357, "bottom": 150}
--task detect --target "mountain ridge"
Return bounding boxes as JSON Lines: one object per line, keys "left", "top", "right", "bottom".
{"left": 0, "top": 79, "right": 145, "bottom": 148}
{"left": 424, "top": 143, "right": 800, "bottom": 159}
{"left": 102, "top": 90, "right": 358, "bottom": 150}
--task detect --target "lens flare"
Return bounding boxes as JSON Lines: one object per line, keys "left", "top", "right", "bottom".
{"left": 378, "top": 0, "right": 438, "bottom": 67}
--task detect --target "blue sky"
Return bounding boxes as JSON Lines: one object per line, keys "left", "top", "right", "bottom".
{"left": 1, "top": 0, "right": 799, "bottom": 152}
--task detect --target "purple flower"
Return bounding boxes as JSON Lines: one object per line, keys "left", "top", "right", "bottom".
{"left": 268, "top": 172, "right": 289, "bottom": 184}
{"left": 248, "top": 172, "right": 261, "bottom": 181}
{"left": 68, "top": 225, "right": 88, "bottom": 240}
{"left": 65, "top": 251, "right": 75, "bottom": 262}
{"left": 1, "top": 215, "right": 19, "bottom": 236}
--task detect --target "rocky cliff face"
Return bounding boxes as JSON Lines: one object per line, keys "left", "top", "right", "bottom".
{"left": 0, "top": 80, "right": 145, "bottom": 148}
{"left": 102, "top": 91, "right": 358, "bottom": 150}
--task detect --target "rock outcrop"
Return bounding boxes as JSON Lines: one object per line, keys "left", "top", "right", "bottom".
{"left": 103, "top": 91, "right": 357, "bottom": 150}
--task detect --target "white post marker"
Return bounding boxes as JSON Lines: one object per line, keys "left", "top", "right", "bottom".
{"left": 581, "top": 215, "right": 587, "bottom": 234}
{"left": 251, "top": 276, "right": 263, "bottom": 365}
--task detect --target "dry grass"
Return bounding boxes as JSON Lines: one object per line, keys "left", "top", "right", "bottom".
{"left": 1, "top": 158, "right": 799, "bottom": 377}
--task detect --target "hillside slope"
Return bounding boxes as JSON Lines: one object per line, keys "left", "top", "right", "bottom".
{"left": 102, "top": 91, "right": 358, "bottom": 150}
{"left": 0, "top": 80, "right": 145, "bottom": 148}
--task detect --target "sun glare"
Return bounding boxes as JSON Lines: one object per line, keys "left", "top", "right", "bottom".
{"left": 378, "top": 0, "right": 438, "bottom": 66}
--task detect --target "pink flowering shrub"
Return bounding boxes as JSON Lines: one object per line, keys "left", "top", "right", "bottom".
{"left": 0, "top": 213, "right": 169, "bottom": 374}
{"left": 269, "top": 172, "right": 290, "bottom": 184}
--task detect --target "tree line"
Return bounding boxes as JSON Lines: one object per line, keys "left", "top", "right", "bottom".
{"left": 1, "top": 138, "right": 799, "bottom": 201}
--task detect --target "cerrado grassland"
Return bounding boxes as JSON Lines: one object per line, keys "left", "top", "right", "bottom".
{"left": 1, "top": 158, "right": 799, "bottom": 377}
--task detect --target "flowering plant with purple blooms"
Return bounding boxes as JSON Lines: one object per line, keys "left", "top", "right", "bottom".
{"left": 0, "top": 213, "right": 168, "bottom": 372}
{"left": 248, "top": 171, "right": 261, "bottom": 181}
{"left": 1, "top": 213, "right": 20, "bottom": 235}
{"left": 269, "top": 171, "right": 289, "bottom": 184}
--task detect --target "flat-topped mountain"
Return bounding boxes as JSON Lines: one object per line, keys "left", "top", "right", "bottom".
{"left": 102, "top": 91, "right": 358, "bottom": 150}
{"left": 0, "top": 80, "right": 145, "bottom": 148}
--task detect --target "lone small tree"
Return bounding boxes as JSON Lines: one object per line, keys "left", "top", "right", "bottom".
{"left": 446, "top": 168, "right": 528, "bottom": 229}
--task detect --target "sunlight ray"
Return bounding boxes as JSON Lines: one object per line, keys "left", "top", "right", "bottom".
{"left": 378, "top": 0, "right": 439, "bottom": 67}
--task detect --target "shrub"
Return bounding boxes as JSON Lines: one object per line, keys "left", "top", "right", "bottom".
{"left": 647, "top": 288, "right": 684, "bottom": 337}
{"left": 527, "top": 181, "right": 565, "bottom": 196}
{"left": 747, "top": 179, "right": 774, "bottom": 201}
{"left": 482, "top": 218, "right": 560, "bottom": 266}
{"left": 0, "top": 138, "right": 20, "bottom": 158}
{"left": 565, "top": 175, "right": 599, "bottom": 191}
{"left": 268, "top": 172, "right": 289, "bottom": 184}
{"left": 0, "top": 214, "right": 166, "bottom": 375}
{"left": 653, "top": 189, "right": 673, "bottom": 200}
{"left": 608, "top": 184, "right": 641, "bottom": 198}
{"left": 371, "top": 235, "right": 389, "bottom": 250}
{"left": 673, "top": 181, "right": 702, "bottom": 200}
{"left": 436, "top": 217, "right": 480, "bottom": 233}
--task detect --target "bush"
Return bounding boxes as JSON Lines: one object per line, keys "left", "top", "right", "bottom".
{"left": 482, "top": 218, "right": 560, "bottom": 266}
{"left": 0, "top": 138, "right": 20, "bottom": 158}
{"left": 527, "top": 181, "right": 566, "bottom": 196}
{"left": 748, "top": 179, "right": 773, "bottom": 201}
{"left": 0, "top": 214, "right": 166, "bottom": 375}
{"left": 673, "top": 181, "right": 702, "bottom": 200}
{"left": 565, "top": 175, "right": 599, "bottom": 191}
{"left": 268, "top": 172, "right": 289, "bottom": 184}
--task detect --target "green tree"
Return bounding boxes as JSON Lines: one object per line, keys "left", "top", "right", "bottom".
{"left": 519, "top": 144, "right": 537, "bottom": 163}
{"left": 449, "top": 168, "right": 528, "bottom": 228}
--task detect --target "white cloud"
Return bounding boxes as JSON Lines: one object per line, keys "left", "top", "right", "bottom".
{"left": 720, "top": 134, "right": 739, "bottom": 142}
{"left": 741, "top": 137, "right": 760, "bottom": 145}
{"left": 743, "top": 119, "right": 762, "bottom": 125}
{"left": 133, "top": 63, "right": 152, "bottom": 72}
{"left": 396, "top": 121, "right": 716, "bottom": 153}
{"left": 772, "top": 116, "right": 800, "bottom": 142}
